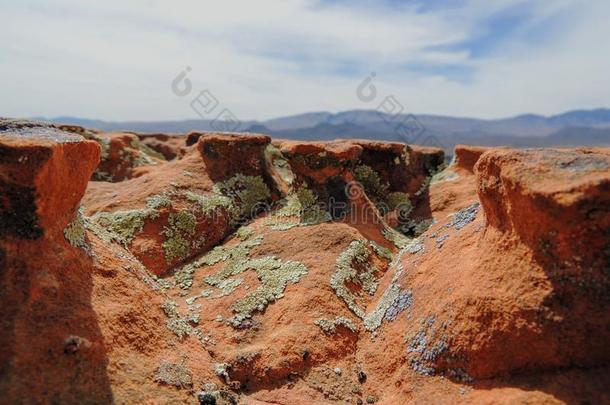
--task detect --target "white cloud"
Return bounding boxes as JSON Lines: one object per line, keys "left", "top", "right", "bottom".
{"left": 0, "top": 0, "right": 608, "bottom": 121}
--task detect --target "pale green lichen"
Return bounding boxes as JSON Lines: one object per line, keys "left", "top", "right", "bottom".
{"left": 89, "top": 208, "right": 157, "bottom": 246}
{"left": 353, "top": 165, "right": 414, "bottom": 217}
{"left": 386, "top": 192, "right": 413, "bottom": 214}
{"left": 146, "top": 194, "right": 172, "bottom": 209}
{"left": 382, "top": 226, "right": 412, "bottom": 250}
{"left": 154, "top": 359, "right": 193, "bottom": 388}
{"left": 331, "top": 240, "right": 380, "bottom": 319}
{"left": 369, "top": 241, "right": 393, "bottom": 261}
{"left": 315, "top": 316, "right": 359, "bottom": 334}
{"left": 265, "top": 187, "right": 330, "bottom": 230}
{"left": 130, "top": 138, "right": 166, "bottom": 166}
{"left": 190, "top": 237, "right": 309, "bottom": 325}
{"left": 173, "top": 236, "right": 263, "bottom": 290}
{"left": 265, "top": 143, "right": 295, "bottom": 187}
{"left": 354, "top": 165, "right": 388, "bottom": 198}
{"left": 234, "top": 225, "right": 254, "bottom": 240}
{"left": 162, "top": 210, "right": 201, "bottom": 263}
{"left": 64, "top": 207, "right": 88, "bottom": 250}
{"left": 186, "top": 191, "right": 237, "bottom": 217}
{"left": 331, "top": 239, "right": 409, "bottom": 332}
{"left": 229, "top": 257, "right": 308, "bottom": 319}
{"left": 162, "top": 299, "right": 194, "bottom": 339}
{"left": 213, "top": 174, "right": 271, "bottom": 219}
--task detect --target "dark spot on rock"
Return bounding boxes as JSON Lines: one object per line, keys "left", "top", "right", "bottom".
{"left": 0, "top": 180, "right": 42, "bottom": 239}
{"left": 358, "top": 370, "right": 367, "bottom": 383}
{"left": 197, "top": 392, "right": 216, "bottom": 405}
{"left": 302, "top": 349, "right": 310, "bottom": 361}
{"left": 325, "top": 176, "right": 349, "bottom": 219}
{"left": 64, "top": 335, "right": 87, "bottom": 355}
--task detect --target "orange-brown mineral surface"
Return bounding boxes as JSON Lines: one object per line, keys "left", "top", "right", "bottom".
{"left": 1, "top": 120, "right": 609, "bottom": 404}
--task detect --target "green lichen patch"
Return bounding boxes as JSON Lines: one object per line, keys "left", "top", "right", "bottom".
{"left": 130, "top": 138, "right": 166, "bottom": 166}
{"left": 161, "top": 299, "right": 202, "bottom": 337}
{"left": 234, "top": 225, "right": 254, "bottom": 240}
{"left": 162, "top": 210, "right": 202, "bottom": 263}
{"left": 315, "top": 316, "right": 359, "bottom": 334}
{"left": 154, "top": 359, "right": 193, "bottom": 388}
{"left": 331, "top": 240, "right": 381, "bottom": 319}
{"left": 190, "top": 236, "right": 309, "bottom": 326}
{"left": 353, "top": 164, "right": 414, "bottom": 218}
{"left": 331, "top": 239, "right": 411, "bottom": 332}
{"left": 386, "top": 192, "right": 413, "bottom": 215}
{"left": 146, "top": 194, "right": 172, "bottom": 210}
{"left": 64, "top": 207, "right": 88, "bottom": 250}
{"left": 264, "top": 187, "right": 331, "bottom": 231}
{"left": 172, "top": 236, "right": 263, "bottom": 290}
{"left": 89, "top": 208, "right": 157, "bottom": 246}
{"left": 186, "top": 191, "right": 237, "bottom": 217}
{"left": 382, "top": 226, "right": 413, "bottom": 250}
{"left": 229, "top": 257, "right": 308, "bottom": 319}
{"left": 213, "top": 174, "right": 271, "bottom": 219}
{"left": 369, "top": 241, "right": 393, "bottom": 261}
{"left": 354, "top": 165, "right": 389, "bottom": 198}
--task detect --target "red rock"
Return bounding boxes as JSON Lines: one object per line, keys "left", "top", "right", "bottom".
{"left": 2, "top": 122, "right": 609, "bottom": 404}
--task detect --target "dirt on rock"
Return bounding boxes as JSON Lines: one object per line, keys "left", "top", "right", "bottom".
{"left": 1, "top": 120, "right": 609, "bottom": 404}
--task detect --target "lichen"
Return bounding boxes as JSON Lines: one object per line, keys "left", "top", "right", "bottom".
{"left": 146, "top": 194, "right": 172, "bottom": 209}
{"left": 331, "top": 240, "right": 380, "bottom": 319}
{"left": 162, "top": 210, "right": 201, "bottom": 263}
{"left": 229, "top": 257, "right": 308, "bottom": 319}
{"left": 154, "top": 359, "right": 193, "bottom": 388}
{"left": 64, "top": 207, "right": 88, "bottom": 250}
{"left": 354, "top": 165, "right": 388, "bottom": 198}
{"left": 382, "top": 226, "right": 412, "bottom": 250}
{"left": 130, "top": 138, "right": 166, "bottom": 166}
{"left": 386, "top": 192, "right": 413, "bottom": 216}
{"left": 213, "top": 174, "right": 271, "bottom": 219}
{"left": 89, "top": 208, "right": 157, "bottom": 246}
{"left": 384, "top": 291, "right": 413, "bottom": 321}
{"left": 234, "top": 225, "right": 254, "bottom": 240}
{"left": 162, "top": 299, "right": 194, "bottom": 339}
{"left": 172, "top": 236, "right": 263, "bottom": 290}
{"left": 265, "top": 186, "right": 331, "bottom": 230}
{"left": 331, "top": 239, "right": 414, "bottom": 332}
{"left": 186, "top": 191, "right": 237, "bottom": 217}
{"left": 449, "top": 203, "right": 480, "bottom": 229}
{"left": 178, "top": 236, "right": 309, "bottom": 325}
{"left": 315, "top": 316, "right": 359, "bottom": 334}
{"left": 406, "top": 316, "right": 450, "bottom": 376}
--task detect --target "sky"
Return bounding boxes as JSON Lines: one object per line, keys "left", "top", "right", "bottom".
{"left": 1, "top": 0, "right": 609, "bottom": 121}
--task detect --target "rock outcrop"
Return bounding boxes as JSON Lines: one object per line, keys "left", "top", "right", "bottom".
{"left": 1, "top": 120, "right": 609, "bottom": 404}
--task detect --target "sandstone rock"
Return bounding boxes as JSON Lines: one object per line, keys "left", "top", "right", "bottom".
{"left": 2, "top": 122, "right": 609, "bottom": 404}
{"left": 396, "top": 147, "right": 610, "bottom": 381}
{"left": 92, "top": 132, "right": 165, "bottom": 182}
{"left": 453, "top": 144, "right": 492, "bottom": 173}
{"left": 135, "top": 132, "right": 187, "bottom": 160}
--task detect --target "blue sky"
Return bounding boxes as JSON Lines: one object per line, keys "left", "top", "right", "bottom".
{"left": 0, "top": 0, "right": 608, "bottom": 120}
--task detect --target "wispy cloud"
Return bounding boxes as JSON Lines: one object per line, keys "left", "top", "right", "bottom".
{"left": 0, "top": 0, "right": 608, "bottom": 120}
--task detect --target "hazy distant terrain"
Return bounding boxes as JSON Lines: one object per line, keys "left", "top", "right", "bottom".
{"left": 38, "top": 108, "right": 610, "bottom": 153}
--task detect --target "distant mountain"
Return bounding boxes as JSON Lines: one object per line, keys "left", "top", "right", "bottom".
{"left": 37, "top": 108, "right": 610, "bottom": 153}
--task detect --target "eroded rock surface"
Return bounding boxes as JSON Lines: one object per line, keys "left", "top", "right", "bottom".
{"left": 1, "top": 121, "right": 609, "bottom": 404}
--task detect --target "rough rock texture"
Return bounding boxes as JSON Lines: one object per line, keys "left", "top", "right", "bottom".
{"left": 1, "top": 121, "right": 609, "bottom": 404}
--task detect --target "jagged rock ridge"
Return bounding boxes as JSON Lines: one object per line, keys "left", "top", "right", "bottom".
{"left": 1, "top": 119, "right": 609, "bottom": 404}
